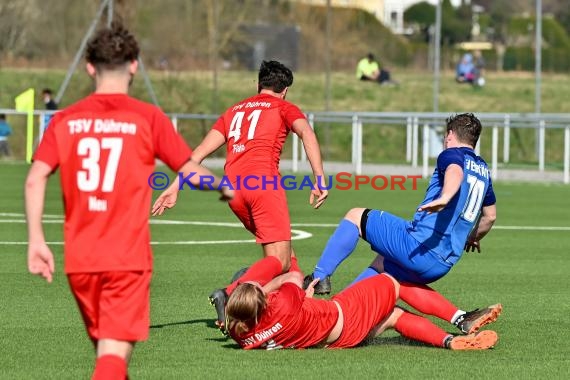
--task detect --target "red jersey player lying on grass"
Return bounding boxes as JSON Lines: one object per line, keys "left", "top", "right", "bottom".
{"left": 225, "top": 268, "right": 498, "bottom": 350}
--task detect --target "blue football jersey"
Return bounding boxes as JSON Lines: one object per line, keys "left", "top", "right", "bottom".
{"left": 409, "top": 147, "right": 496, "bottom": 264}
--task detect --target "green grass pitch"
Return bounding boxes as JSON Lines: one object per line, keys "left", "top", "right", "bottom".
{"left": 1, "top": 162, "right": 569, "bottom": 379}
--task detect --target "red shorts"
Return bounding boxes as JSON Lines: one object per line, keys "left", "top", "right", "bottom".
{"left": 328, "top": 274, "right": 396, "bottom": 348}
{"left": 228, "top": 186, "right": 291, "bottom": 243}
{"left": 67, "top": 271, "right": 151, "bottom": 342}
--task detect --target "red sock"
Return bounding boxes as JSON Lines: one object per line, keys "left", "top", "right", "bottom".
{"left": 399, "top": 282, "right": 458, "bottom": 322}
{"left": 394, "top": 311, "right": 449, "bottom": 347}
{"left": 288, "top": 256, "right": 302, "bottom": 274}
{"left": 92, "top": 355, "right": 127, "bottom": 380}
{"left": 226, "top": 256, "right": 283, "bottom": 295}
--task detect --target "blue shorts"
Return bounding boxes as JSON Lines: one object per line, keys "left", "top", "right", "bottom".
{"left": 363, "top": 210, "right": 452, "bottom": 284}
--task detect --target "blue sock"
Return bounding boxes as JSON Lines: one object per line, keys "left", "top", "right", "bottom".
{"left": 314, "top": 219, "right": 360, "bottom": 280}
{"left": 348, "top": 266, "right": 380, "bottom": 288}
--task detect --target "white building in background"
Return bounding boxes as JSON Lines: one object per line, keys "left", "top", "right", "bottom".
{"left": 292, "top": 0, "right": 463, "bottom": 35}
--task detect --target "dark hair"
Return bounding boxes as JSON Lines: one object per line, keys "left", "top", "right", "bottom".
{"left": 0, "top": 114, "right": 5, "bottom": 120}
{"left": 367, "top": 52, "right": 375, "bottom": 61}
{"left": 258, "top": 60, "right": 293, "bottom": 93}
{"left": 41, "top": 88, "right": 53, "bottom": 95}
{"left": 86, "top": 22, "right": 139, "bottom": 70}
{"left": 446, "top": 113, "right": 482, "bottom": 147}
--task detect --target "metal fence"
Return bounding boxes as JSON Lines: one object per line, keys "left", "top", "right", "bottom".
{"left": 1, "top": 109, "right": 569, "bottom": 184}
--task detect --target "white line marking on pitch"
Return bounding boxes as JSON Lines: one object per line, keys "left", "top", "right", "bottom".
{"left": 1, "top": 213, "right": 569, "bottom": 246}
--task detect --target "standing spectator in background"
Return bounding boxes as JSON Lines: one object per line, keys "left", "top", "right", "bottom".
{"left": 356, "top": 53, "right": 397, "bottom": 86}
{"left": 42, "top": 88, "right": 58, "bottom": 111}
{"left": 41, "top": 88, "right": 58, "bottom": 130}
{"left": 0, "top": 114, "right": 12, "bottom": 158}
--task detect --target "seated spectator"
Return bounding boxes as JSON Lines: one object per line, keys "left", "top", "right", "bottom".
{"left": 356, "top": 53, "right": 397, "bottom": 86}
{"left": 0, "top": 114, "right": 12, "bottom": 158}
{"left": 456, "top": 53, "right": 476, "bottom": 84}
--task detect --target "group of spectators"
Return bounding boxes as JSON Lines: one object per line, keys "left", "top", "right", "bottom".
{"left": 356, "top": 50, "right": 486, "bottom": 88}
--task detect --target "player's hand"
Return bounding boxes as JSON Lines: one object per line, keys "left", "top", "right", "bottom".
{"left": 28, "top": 241, "right": 55, "bottom": 283}
{"left": 310, "top": 179, "right": 328, "bottom": 209}
{"left": 417, "top": 197, "right": 448, "bottom": 214}
{"left": 465, "top": 240, "right": 481, "bottom": 253}
{"left": 304, "top": 278, "right": 320, "bottom": 298}
{"left": 151, "top": 189, "right": 178, "bottom": 216}
{"left": 219, "top": 187, "right": 234, "bottom": 202}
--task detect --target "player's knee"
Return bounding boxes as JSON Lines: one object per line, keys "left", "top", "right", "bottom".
{"left": 344, "top": 208, "right": 366, "bottom": 225}
{"left": 391, "top": 306, "right": 405, "bottom": 325}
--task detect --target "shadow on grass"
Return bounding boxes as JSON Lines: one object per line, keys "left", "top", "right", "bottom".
{"left": 360, "top": 335, "right": 442, "bottom": 349}
{"left": 150, "top": 318, "right": 217, "bottom": 330}
{"left": 150, "top": 318, "right": 235, "bottom": 343}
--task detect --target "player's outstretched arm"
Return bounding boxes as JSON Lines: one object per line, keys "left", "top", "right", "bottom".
{"left": 465, "top": 204, "right": 497, "bottom": 252}
{"left": 262, "top": 271, "right": 304, "bottom": 294}
{"left": 191, "top": 129, "right": 225, "bottom": 164}
{"left": 291, "top": 119, "right": 328, "bottom": 209}
{"left": 152, "top": 159, "right": 234, "bottom": 216}
{"left": 418, "top": 164, "right": 463, "bottom": 213}
{"left": 25, "top": 161, "right": 55, "bottom": 283}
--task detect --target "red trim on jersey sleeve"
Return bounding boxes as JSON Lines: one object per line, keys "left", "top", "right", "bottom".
{"left": 33, "top": 114, "right": 60, "bottom": 170}
{"left": 280, "top": 102, "right": 306, "bottom": 131}
{"left": 211, "top": 116, "right": 227, "bottom": 140}
{"left": 151, "top": 110, "right": 192, "bottom": 171}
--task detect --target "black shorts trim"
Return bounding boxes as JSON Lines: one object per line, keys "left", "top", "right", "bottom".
{"left": 360, "top": 208, "right": 372, "bottom": 241}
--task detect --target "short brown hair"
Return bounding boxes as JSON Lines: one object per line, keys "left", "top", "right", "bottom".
{"left": 86, "top": 22, "right": 139, "bottom": 70}
{"left": 446, "top": 113, "right": 482, "bottom": 147}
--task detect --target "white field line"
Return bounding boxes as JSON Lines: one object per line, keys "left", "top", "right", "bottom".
{"left": 0, "top": 213, "right": 568, "bottom": 246}
{"left": 0, "top": 213, "right": 312, "bottom": 244}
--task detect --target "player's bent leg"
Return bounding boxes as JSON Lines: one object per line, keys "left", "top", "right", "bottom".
{"left": 366, "top": 307, "right": 403, "bottom": 340}
{"left": 225, "top": 244, "right": 287, "bottom": 295}
{"left": 309, "top": 209, "right": 368, "bottom": 293}
{"left": 344, "top": 208, "right": 368, "bottom": 235}
{"left": 262, "top": 240, "right": 292, "bottom": 272}
{"left": 398, "top": 282, "right": 460, "bottom": 324}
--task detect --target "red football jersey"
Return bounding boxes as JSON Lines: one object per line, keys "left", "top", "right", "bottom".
{"left": 34, "top": 93, "right": 192, "bottom": 273}
{"left": 229, "top": 283, "right": 339, "bottom": 349}
{"left": 212, "top": 93, "right": 306, "bottom": 178}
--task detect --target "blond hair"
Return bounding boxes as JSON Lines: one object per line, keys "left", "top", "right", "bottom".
{"left": 225, "top": 283, "right": 267, "bottom": 335}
